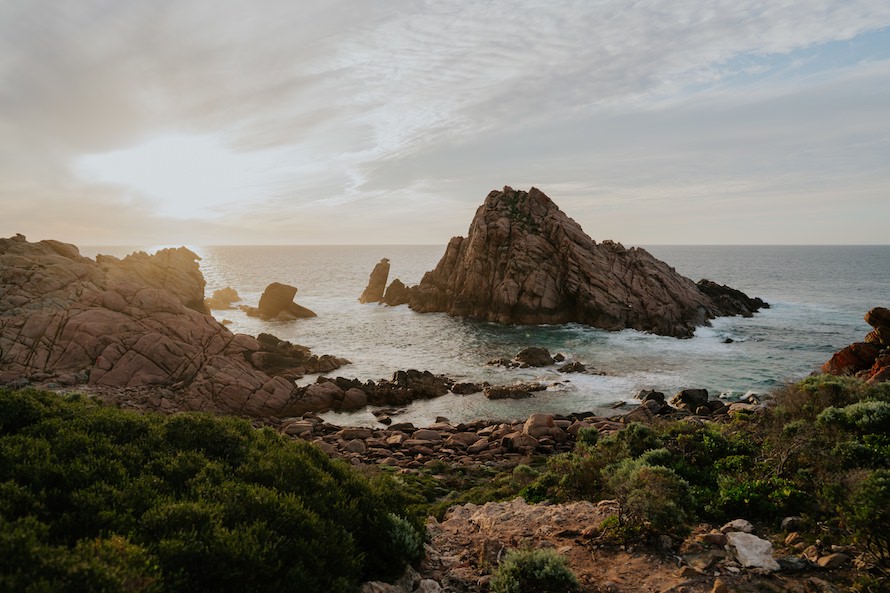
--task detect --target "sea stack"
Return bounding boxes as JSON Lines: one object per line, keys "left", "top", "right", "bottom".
{"left": 359, "top": 258, "right": 390, "bottom": 304}
{"left": 409, "top": 186, "right": 766, "bottom": 338}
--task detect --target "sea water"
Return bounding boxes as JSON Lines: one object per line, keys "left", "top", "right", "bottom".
{"left": 83, "top": 244, "right": 889, "bottom": 426}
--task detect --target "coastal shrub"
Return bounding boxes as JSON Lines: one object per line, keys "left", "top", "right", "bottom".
{"left": 606, "top": 458, "right": 693, "bottom": 537}
{"left": 0, "top": 388, "right": 421, "bottom": 592}
{"left": 489, "top": 548, "right": 579, "bottom": 593}
{"left": 522, "top": 452, "right": 604, "bottom": 503}
{"left": 832, "top": 434, "right": 890, "bottom": 469}
{"left": 713, "top": 474, "right": 806, "bottom": 520}
{"left": 818, "top": 401, "right": 890, "bottom": 435}
{"left": 768, "top": 375, "right": 890, "bottom": 426}
{"left": 597, "top": 422, "right": 661, "bottom": 460}
{"left": 576, "top": 426, "right": 599, "bottom": 448}
{"left": 386, "top": 513, "right": 424, "bottom": 566}
{"left": 845, "top": 469, "right": 890, "bottom": 567}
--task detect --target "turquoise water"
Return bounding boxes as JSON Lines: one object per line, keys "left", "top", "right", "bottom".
{"left": 84, "top": 244, "right": 889, "bottom": 426}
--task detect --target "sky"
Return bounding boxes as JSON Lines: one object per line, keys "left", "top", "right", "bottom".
{"left": 1, "top": 1, "right": 889, "bottom": 246}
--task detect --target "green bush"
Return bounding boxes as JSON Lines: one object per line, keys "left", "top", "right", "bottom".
{"left": 0, "top": 388, "right": 422, "bottom": 592}
{"left": 522, "top": 452, "right": 603, "bottom": 503}
{"left": 489, "top": 548, "right": 579, "bottom": 593}
{"left": 576, "top": 426, "right": 599, "bottom": 448}
{"left": 606, "top": 458, "right": 693, "bottom": 537}
{"left": 818, "top": 401, "right": 890, "bottom": 434}
{"left": 598, "top": 422, "right": 661, "bottom": 460}
{"left": 845, "top": 469, "right": 890, "bottom": 567}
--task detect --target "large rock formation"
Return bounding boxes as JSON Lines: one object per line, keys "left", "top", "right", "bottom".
{"left": 359, "top": 258, "right": 390, "bottom": 304}
{"left": 241, "top": 282, "right": 317, "bottom": 320}
{"left": 408, "top": 187, "right": 766, "bottom": 337}
{"left": 822, "top": 307, "right": 890, "bottom": 383}
{"left": 0, "top": 234, "right": 345, "bottom": 417}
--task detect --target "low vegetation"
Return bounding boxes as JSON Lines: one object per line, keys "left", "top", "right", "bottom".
{"left": 2, "top": 375, "right": 888, "bottom": 591}
{"left": 0, "top": 388, "right": 424, "bottom": 593}
{"left": 411, "top": 375, "right": 890, "bottom": 584}
{"left": 489, "top": 547, "right": 579, "bottom": 593}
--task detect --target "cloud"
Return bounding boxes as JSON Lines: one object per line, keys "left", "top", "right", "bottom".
{"left": 1, "top": 1, "right": 889, "bottom": 245}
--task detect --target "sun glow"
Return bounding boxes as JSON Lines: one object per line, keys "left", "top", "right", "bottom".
{"left": 76, "top": 134, "right": 285, "bottom": 220}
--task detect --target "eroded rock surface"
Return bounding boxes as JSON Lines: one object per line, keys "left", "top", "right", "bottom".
{"left": 822, "top": 307, "right": 890, "bottom": 383}
{"left": 206, "top": 287, "right": 241, "bottom": 310}
{"left": 0, "top": 235, "right": 344, "bottom": 417}
{"left": 360, "top": 258, "right": 390, "bottom": 304}
{"left": 408, "top": 187, "right": 766, "bottom": 337}
{"left": 241, "top": 282, "right": 317, "bottom": 320}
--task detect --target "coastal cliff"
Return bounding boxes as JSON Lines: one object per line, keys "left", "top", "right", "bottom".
{"left": 407, "top": 187, "right": 766, "bottom": 337}
{"left": 0, "top": 234, "right": 346, "bottom": 417}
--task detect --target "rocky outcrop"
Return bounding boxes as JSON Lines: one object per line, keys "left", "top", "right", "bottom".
{"left": 97, "top": 246, "right": 209, "bottom": 314}
{"left": 483, "top": 382, "right": 547, "bottom": 400}
{"left": 283, "top": 370, "right": 456, "bottom": 416}
{"left": 383, "top": 279, "right": 411, "bottom": 306}
{"left": 407, "top": 187, "right": 766, "bottom": 338}
{"left": 696, "top": 280, "right": 769, "bottom": 317}
{"left": 822, "top": 307, "right": 890, "bottom": 383}
{"left": 359, "top": 258, "right": 390, "bottom": 304}
{"left": 487, "top": 347, "right": 564, "bottom": 368}
{"left": 206, "top": 287, "right": 240, "bottom": 310}
{"left": 241, "top": 282, "right": 316, "bottom": 320}
{"left": 0, "top": 235, "right": 345, "bottom": 417}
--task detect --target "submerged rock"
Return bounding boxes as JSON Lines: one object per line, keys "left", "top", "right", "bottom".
{"left": 408, "top": 186, "right": 766, "bottom": 337}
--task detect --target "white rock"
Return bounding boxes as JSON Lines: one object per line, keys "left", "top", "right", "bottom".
{"left": 720, "top": 518, "right": 754, "bottom": 533}
{"left": 359, "top": 582, "right": 401, "bottom": 593}
{"left": 416, "top": 579, "right": 442, "bottom": 593}
{"left": 725, "top": 532, "right": 780, "bottom": 572}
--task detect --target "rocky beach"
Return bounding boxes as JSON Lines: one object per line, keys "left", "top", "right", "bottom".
{"left": 2, "top": 188, "right": 888, "bottom": 592}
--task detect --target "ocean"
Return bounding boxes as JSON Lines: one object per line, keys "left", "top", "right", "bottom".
{"left": 83, "top": 244, "right": 889, "bottom": 426}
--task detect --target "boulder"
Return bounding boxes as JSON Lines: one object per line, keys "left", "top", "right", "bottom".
{"left": 822, "top": 308, "right": 890, "bottom": 384}
{"left": 725, "top": 532, "right": 780, "bottom": 572}
{"left": 483, "top": 382, "right": 546, "bottom": 400}
{"left": 451, "top": 382, "right": 482, "bottom": 395}
{"left": 557, "top": 361, "right": 586, "bottom": 373}
{"left": 359, "top": 258, "right": 390, "bottom": 304}
{"left": 254, "top": 282, "right": 317, "bottom": 320}
{"left": 514, "top": 347, "right": 555, "bottom": 367}
{"left": 299, "top": 382, "right": 344, "bottom": 413}
{"left": 865, "top": 306, "right": 890, "bottom": 329}
{"left": 816, "top": 553, "right": 851, "bottom": 569}
{"left": 382, "top": 279, "right": 412, "bottom": 306}
{"left": 637, "top": 389, "right": 666, "bottom": 404}
{"left": 821, "top": 342, "right": 880, "bottom": 376}
{"left": 865, "top": 327, "right": 890, "bottom": 348}
{"left": 206, "top": 287, "right": 240, "bottom": 310}
{"left": 501, "top": 432, "right": 538, "bottom": 452}
{"left": 670, "top": 388, "right": 709, "bottom": 411}
{"left": 340, "top": 388, "right": 368, "bottom": 411}
{"left": 721, "top": 519, "right": 754, "bottom": 534}
{"left": 523, "top": 413, "right": 557, "bottom": 439}
{"left": 408, "top": 186, "right": 766, "bottom": 337}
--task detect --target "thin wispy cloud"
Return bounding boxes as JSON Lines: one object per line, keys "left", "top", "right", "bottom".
{"left": 1, "top": 1, "right": 888, "bottom": 244}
